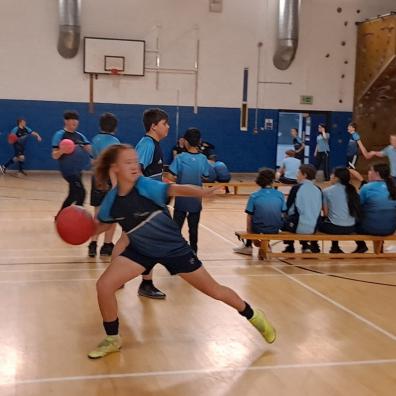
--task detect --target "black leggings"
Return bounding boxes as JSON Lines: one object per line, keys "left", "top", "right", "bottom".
{"left": 318, "top": 220, "right": 355, "bottom": 248}
{"left": 315, "top": 152, "right": 330, "bottom": 181}
{"left": 173, "top": 210, "right": 201, "bottom": 253}
{"left": 61, "top": 173, "right": 86, "bottom": 210}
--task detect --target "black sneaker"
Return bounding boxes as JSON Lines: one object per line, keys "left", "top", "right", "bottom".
{"left": 309, "top": 243, "right": 321, "bottom": 253}
{"left": 18, "top": 170, "right": 27, "bottom": 176}
{"left": 282, "top": 245, "right": 295, "bottom": 253}
{"left": 352, "top": 245, "right": 368, "bottom": 254}
{"left": 329, "top": 246, "right": 344, "bottom": 254}
{"left": 138, "top": 283, "right": 166, "bottom": 299}
{"left": 100, "top": 242, "right": 114, "bottom": 256}
{"left": 88, "top": 241, "right": 97, "bottom": 257}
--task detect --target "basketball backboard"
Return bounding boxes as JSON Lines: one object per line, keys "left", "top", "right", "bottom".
{"left": 84, "top": 37, "right": 145, "bottom": 76}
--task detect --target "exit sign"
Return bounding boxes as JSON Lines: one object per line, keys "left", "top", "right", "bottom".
{"left": 300, "top": 95, "right": 313, "bottom": 105}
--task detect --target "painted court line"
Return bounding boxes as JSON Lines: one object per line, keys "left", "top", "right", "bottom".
{"left": 200, "top": 222, "right": 396, "bottom": 342}
{"left": 272, "top": 266, "right": 396, "bottom": 341}
{"left": 2, "top": 358, "right": 396, "bottom": 386}
{"left": 1, "top": 271, "right": 395, "bottom": 284}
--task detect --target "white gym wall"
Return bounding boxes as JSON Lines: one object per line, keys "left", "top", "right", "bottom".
{"left": 0, "top": 0, "right": 394, "bottom": 110}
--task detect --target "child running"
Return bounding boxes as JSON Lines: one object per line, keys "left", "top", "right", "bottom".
{"left": 168, "top": 128, "right": 211, "bottom": 253}
{"left": 52, "top": 111, "right": 91, "bottom": 215}
{"left": 88, "top": 144, "right": 276, "bottom": 359}
{"left": 88, "top": 113, "right": 120, "bottom": 257}
{"left": 1, "top": 118, "right": 42, "bottom": 175}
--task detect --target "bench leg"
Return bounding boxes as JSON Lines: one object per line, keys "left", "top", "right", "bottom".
{"left": 373, "top": 240, "right": 384, "bottom": 255}
{"left": 234, "top": 186, "right": 238, "bottom": 195}
{"left": 258, "top": 240, "right": 269, "bottom": 261}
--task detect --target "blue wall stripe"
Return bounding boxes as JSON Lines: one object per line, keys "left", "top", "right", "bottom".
{"left": 0, "top": 99, "right": 351, "bottom": 172}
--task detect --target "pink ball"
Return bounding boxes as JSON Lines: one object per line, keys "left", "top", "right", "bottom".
{"left": 56, "top": 205, "right": 95, "bottom": 245}
{"left": 59, "top": 139, "right": 75, "bottom": 154}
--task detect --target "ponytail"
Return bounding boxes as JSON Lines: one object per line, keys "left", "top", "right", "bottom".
{"left": 372, "top": 163, "right": 396, "bottom": 200}
{"left": 333, "top": 167, "right": 361, "bottom": 219}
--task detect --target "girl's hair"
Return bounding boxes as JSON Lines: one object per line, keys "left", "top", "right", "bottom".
{"left": 372, "top": 163, "right": 396, "bottom": 200}
{"left": 318, "top": 123, "right": 327, "bottom": 131}
{"left": 333, "top": 167, "right": 361, "bottom": 219}
{"left": 348, "top": 122, "right": 357, "bottom": 129}
{"left": 95, "top": 144, "right": 133, "bottom": 190}
{"left": 256, "top": 168, "right": 275, "bottom": 188}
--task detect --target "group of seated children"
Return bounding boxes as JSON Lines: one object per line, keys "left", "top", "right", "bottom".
{"left": 234, "top": 163, "right": 396, "bottom": 255}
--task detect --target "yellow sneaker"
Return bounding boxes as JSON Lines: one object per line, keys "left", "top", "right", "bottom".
{"left": 88, "top": 335, "right": 122, "bottom": 359}
{"left": 249, "top": 309, "right": 276, "bottom": 343}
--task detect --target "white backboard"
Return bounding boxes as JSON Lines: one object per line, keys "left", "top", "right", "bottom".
{"left": 84, "top": 37, "right": 145, "bottom": 76}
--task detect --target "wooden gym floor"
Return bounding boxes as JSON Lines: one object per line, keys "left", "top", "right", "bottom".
{"left": 0, "top": 173, "right": 395, "bottom": 396}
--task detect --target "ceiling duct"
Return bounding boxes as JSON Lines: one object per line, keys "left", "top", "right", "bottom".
{"left": 273, "top": 0, "right": 299, "bottom": 70}
{"left": 57, "top": 0, "right": 81, "bottom": 58}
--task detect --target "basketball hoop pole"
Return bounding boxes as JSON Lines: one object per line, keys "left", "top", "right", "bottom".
{"left": 89, "top": 74, "right": 94, "bottom": 113}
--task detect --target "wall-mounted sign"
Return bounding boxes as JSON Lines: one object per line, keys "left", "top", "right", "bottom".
{"left": 264, "top": 118, "right": 273, "bottom": 130}
{"left": 300, "top": 95, "right": 314, "bottom": 105}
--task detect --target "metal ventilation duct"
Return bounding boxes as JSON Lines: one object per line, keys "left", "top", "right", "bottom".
{"left": 57, "top": 0, "right": 81, "bottom": 58}
{"left": 273, "top": 0, "right": 299, "bottom": 70}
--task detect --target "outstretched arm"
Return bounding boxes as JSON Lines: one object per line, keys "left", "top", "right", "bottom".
{"left": 369, "top": 150, "right": 385, "bottom": 159}
{"left": 168, "top": 184, "right": 221, "bottom": 198}
{"left": 356, "top": 140, "right": 371, "bottom": 159}
{"left": 31, "top": 131, "right": 42, "bottom": 142}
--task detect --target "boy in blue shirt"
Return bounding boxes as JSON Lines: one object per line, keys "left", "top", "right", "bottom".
{"left": 134, "top": 108, "right": 169, "bottom": 299}
{"left": 369, "top": 134, "right": 396, "bottom": 184}
{"left": 1, "top": 118, "right": 42, "bottom": 175}
{"left": 277, "top": 150, "right": 300, "bottom": 184}
{"left": 88, "top": 113, "right": 121, "bottom": 258}
{"left": 234, "top": 168, "right": 286, "bottom": 256}
{"left": 135, "top": 108, "right": 169, "bottom": 181}
{"left": 168, "top": 128, "right": 210, "bottom": 253}
{"left": 291, "top": 128, "right": 304, "bottom": 162}
{"left": 52, "top": 111, "right": 91, "bottom": 216}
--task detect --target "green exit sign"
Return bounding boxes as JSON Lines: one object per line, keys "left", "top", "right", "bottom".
{"left": 300, "top": 95, "right": 314, "bottom": 105}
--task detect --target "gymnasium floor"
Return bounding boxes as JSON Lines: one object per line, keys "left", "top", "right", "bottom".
{"left": 0, "top": 173, "right": 395, "bottom": 396}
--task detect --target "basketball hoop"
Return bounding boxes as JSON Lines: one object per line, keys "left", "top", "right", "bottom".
{"left": 110, "top": 68, "right": 120, "bottom": 75}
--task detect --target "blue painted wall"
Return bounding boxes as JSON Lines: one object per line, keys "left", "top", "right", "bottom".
{"left": 0, "top": 99, "right": 351, "bottom": 172}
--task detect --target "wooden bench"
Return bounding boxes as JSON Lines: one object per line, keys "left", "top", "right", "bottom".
{"left": 235, "top": 231, "right": 396, "bottom": 260}
{"left": 203, "top": 181, "right": 293, "bottom": 195}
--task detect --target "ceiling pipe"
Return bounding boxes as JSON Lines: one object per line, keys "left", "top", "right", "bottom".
{"left": 57, "top": 0, "right": 81, "bottom": 58}
{"left": 273, "top": 0, "right": 299, "bottom": 70}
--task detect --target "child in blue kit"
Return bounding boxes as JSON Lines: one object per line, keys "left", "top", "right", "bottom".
{"left": 168, "top": 128, "right": 210, "bottom": 253}
{"left": 1, "top": 118, "right": 42, "bottom": 175}
{"left": 234, "top": 168, "right": 286, "bottom": 256}
{"left": 87, "top": 144, "right": 276, "bottom": 358}
{"left": 52, "top": 111, "right": 91, "bottom": 216}
{"left": 88, "top": 113, "right": 121, "bottom": 258}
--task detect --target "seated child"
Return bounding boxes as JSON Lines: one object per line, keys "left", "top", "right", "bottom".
{"left": 282, "top": 164, "right": 322, "bottom": 253}
{"left": 233, "top": 168, "right": 286, "bottom": 256}
{"left": 277, "top": 150, "right": 300, "bottom": 184}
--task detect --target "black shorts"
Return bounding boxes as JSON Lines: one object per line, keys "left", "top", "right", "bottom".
{"left": 120, "top": 245, "right": 202, "bottom": 275}
{"left": 90, "top": 176, "right": 108, "bottom": 207}
{"left": 14, "top": 143, "right": 25, "bottom": 157}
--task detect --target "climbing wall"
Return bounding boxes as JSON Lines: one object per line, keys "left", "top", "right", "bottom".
{"left": 354, "top": 12, "right": 396, "bottom": 170}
